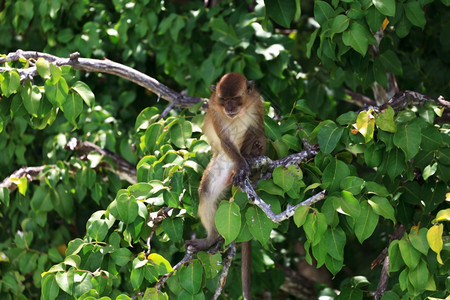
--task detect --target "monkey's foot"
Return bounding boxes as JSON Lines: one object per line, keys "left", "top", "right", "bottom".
{"left": 185, "top": 237, "right": 221, "bottom": 251}
{"left": 232, "top": 167, "right": 249, "bottom": 187}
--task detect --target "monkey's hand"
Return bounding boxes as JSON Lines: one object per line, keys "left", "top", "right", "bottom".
{"left": 232, "top": 161, "right": 250, "bottom": 187}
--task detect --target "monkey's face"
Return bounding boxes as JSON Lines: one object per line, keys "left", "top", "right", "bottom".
{"left": 220, "top": 97, "right": 242, "bottom": 118}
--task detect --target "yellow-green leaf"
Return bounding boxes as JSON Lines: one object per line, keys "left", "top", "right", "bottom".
{"left": 434, "top": 208, "right": 450, "bottom": 223}
{"left": 426, "top": 224, "right": 443, "bottom": 264}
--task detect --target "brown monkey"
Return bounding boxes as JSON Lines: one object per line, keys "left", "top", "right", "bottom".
{"left": 186, "top": 73, "right": 266, "bottom": 299}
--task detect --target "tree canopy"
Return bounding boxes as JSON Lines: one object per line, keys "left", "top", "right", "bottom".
{"left": 0, "top": 0, "right": 449, "bottom": 299}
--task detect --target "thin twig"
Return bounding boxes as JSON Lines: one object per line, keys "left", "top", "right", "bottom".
{"left": 212, "top": 242, "right": 236, "bottom": 300}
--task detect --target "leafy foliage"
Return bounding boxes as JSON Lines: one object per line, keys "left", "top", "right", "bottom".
{"left": 0, "top": 0, "right": 449, "bottom": 299}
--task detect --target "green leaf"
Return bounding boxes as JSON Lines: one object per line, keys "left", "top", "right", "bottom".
{"left": 216, "top": 201, "right": 241, "bottom": 245}
{"left": 426, "top": 224, "right": 443, "bottom": 264}
{"left": 111, "top": 248, "right": 133, "bottom": 267}
{"left": 264, "top": 0, "right": 296, "bottom": 28}
{"left": 210, "top": 17, "right": 240, "bottom": 46}
{"left": 393, "top": 122, "right": 421, "bottom": 160}
{"left": 170, "top": 118, "right": 192, "bottom": 149}
{"left": 409, "top": 228, "right": 429, "bottom": 255}
{"left": 72, "top": 81, "right": 95, "bottom": 107}
{"left": 398, "top": 239, "right": 421, "bottom": 269}
{"left": 273, "top": 166, "right": 297, "bottom": 191}
{"left": 342, "top": 22, "right": 369, "bottom": 56}
{"left": 336, "top": 191, "right": 361, "bottom": 219}
{"left": 331, "top": 15, "right": 350, "bottom": 34}
{"left": 314, "top": 1, "right": 335, "bottom": 24}
{"left": 131, "top": 266, "right": 144, "bottom": 290}
{"left": 318, "top": 121, "right": 344, "bottom": 154}
{"left": 373, "top": 0, "right": 396, "bottom": 16}
{"left": 1, "top": 71, "right": 21, "bottom": 97}
{"left": 245, "top": 206, "right": 273, "bottom": 245}
{"left": 304, "top": 212, "right": 327, "bottom": 246}
{"left": 379, "top": 50, "right": 403, "bottom": 76}
{"left": 264, "top": 117, "right": 282, "bottom": 140}
{"left": 368, "top": 196, "right": 396, "bottom": 224}
{"left": 355, "top": 110, "right": 375, "bottom": 142}
{"left": 325, "top": 254, "right": 343, "bottom": 276}
{"left": 340, "top": 176, "right": 365, "bottom": 195}
{"left": 408, "top": 259, "right": 429, "bottom": 292}
{"left": 116, "top": 193, "right": 139, "bottom": 224}
{"left": 135, "top": 107, "right": 160, "bottom": 130}
{"left": 364, "top": 181, "right": 390, "bottom": 197}
{"left": 354, "top": 201, "right": 378, "bottom": 243}
{"left": 36, "top": 58, "right": 51, "bottom": 79}
{"left": 162, "top": 218, "right": 183, "bottom": 242}
{"left": 45, "top": 77, "right": 69, "bottom": 106}
{"left": 325, "top": 227, "right": 346, "bottom": 260}
{"left": 388, "top": 240, "right": 404, "bottom": 273}
{"left": 404, "top": 1, "right": 426, "bottom": 29}
{"left": 322, "top": 158, "right": 350, "bottom": 192}
{"left": 21, "top": 81, "right": 42, "bottom": 117}
{"left": 375, "top": 106, "right": 396, "bottom": 133}
{"left": 61, "top": 92, "right": 83, "bottom": 124}
{"left": 179, "top": 260, "right": 203, "bottom": 294}
{"left": 42, "top": 274, "right": 60, "bottom": 300}
{"left": 294, "top": 205, "right": 309, "bottom": 228}
{"left": 55, "top": 269, "right": 74, "bottom": 295}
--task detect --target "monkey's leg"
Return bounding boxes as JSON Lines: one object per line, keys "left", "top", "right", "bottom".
{"left": 187, "top": 155, "right": 234, "bottom": 250}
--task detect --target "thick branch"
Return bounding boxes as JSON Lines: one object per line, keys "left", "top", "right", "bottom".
{"left": 0, "top": 166, "right": 49, "bottom": 192}
{"left": 0, "top": 50, "right": 206, "bottom": 108}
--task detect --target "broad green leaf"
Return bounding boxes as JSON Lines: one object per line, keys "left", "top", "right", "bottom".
{"left": 354, "top": 201, "right": 378, "bottom": 243}
{"left": 62, "top": 92, "right": 83, "bottom": 124}
{"left": 375, "top": 106, "right": 396, "bottom": 133}
{"left": 161, "top": 218, "right": 183, "bottom": 242}
{"left": 294, "top": 205, "right": 309, "bottom": 227}
{"left": 50, "top": 64, "right": 62, "bottom": 81}
{"left": 131, "top": 267, "right": 144, "bottom": 290}
{"left": 1, "top": 71, "right": 20, "bottom": 97}
{"left": 169, "top": 118, "right": 192, "bottom": 149}
{"left": 144, "top": 123, "right": 164, "bottom": 153}
{"left": 21, "top": 81, "right": 42, "bottom": 117}
{"left": 73, "top": 271, "right": 93, "bottom": 297}
{"left": 408, "top": 259, "right": 429, "bottom": 292}
{"left": 337, "top": 287, "right": 363, "bottom": 299}
{"left": 45, "top": 77, "right": 69, "bottom": 106}
{"left": 314, "top": 1, "right": 335, "bottom": 24}
{"left": 383, "top": 149, "right": 406, "bottom": 180}
{"left": 36, "top": 57, "right": 51, "bottom": 78}
{"left": 340, "top": 176, "right": 365, "bottom": 195}
{"left": 393, "top": 122, "right": 421, "bottom": 160}
{"left": 422, "top": 162, "right": 437, "bottom": 180}
{"left": 264, "top": 117, "right": 282, "bottom": 140}
{"left": 111, "top": 248, "right": 133, "bottom": 267}
{"left": 426, "top": 224, "right": 443, "bottom": 264}
{"left": 318, "top": 121, "right": 344, "bottom": 154}
{"left": 264, "top": 0, "right": 296, "bottom": 28}
{"left": 66, "top": 239, "right": 85, "bottom": 256}
{"left": 325, "top": 227, "right": 346, "bottom": 260}
{"left": 257, "top": 180, "right": 284, "bottom": 196}
{"left": 388, "top": 240, "right": 404, "bottom": 273}
{"left": 304, "top": 212, "right": 327, "bottom": 246}
{"left": 322, "top": 158, "right": 350, "bottom": 192}
{"left": 342, "top": 22, "right": 370, "bottom": 56}
{"left": 116, "top": 193, "right": 139, "bottom": 224}
{"left": 216, "top": 201, "right": 241, "bottom": 245}
{"left": 373, "top": 0, "right": 396, "bottom": 16}
{"left": 245, "top": 206, "right": 273, "bottom": 245}
{"left": 72, "top": 81, "right": 95, "bottom": 107}
{"left": 368, "top": 196, "right": 396, "bottom": 224}
{"left": 331, "top": 15, "right": 349, "bottom": 34}
{"left": 55, "top": 269, "right": 74, "bottom": 295}
{"left": 404, "top": 1, "right": 426, "bottom": 29}
{"left": 210, "top": 17, "right": 240, "bottom": 46}
{"left": 306, "top": 28, "right": 319, "bottom": 58}
{"left": 42, "top": 274, "right": 60, "bottom": 300}
{"left": 355, "top": 110, "right": 375, "bottom": 142}
{"left": 147, "top": 253, "right": 173, "bottom": 275}
{"left": 325, "top": 254, "right": 343, "bottom": 276}
{"left": 409, "top": 228, "right": 429, "bottom": 255}
{"left": 436, "top": 147, "right": 450, "bottom": 165}
{"left": 336, "top": 191, "right": 361, "bottom": 219}
{"left": 30, "top": 186, "right": 54, "bottom": 213}
{"left": 273, "top": 165, "right": 301, "bottom": 191}
{"left": 398, "top": 239, "right": 421, "bottom": 269}
{"left": 364, "top": 181, "right": 390, "bottom": 197}
{"left": 135, "top": 107, "right": 160, "bottom": 130}
{"left": 379, "top": 50, "right": 403, "bottom": 76}
{"left": 179, "top": 260, "right": 203, "bottom": 294}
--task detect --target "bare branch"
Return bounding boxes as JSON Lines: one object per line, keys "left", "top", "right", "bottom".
{"left": 65, "top": 137, "right": 136, "bottom": 184}
{"left": 381, "top": 90, "right": 449, "bottom": 111}
{"left": 212, "top": 242, "right": 236, "bottom": 300}
{"left": 0, "top": 165, "right": 50, "bottom": 192}
{"left": 0, "top": 50, "right": 206, "bottom": 108}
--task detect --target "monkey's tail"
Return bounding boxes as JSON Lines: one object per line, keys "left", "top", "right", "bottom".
{"left": 241, "top": 241, "right": 252, "bottom": 300}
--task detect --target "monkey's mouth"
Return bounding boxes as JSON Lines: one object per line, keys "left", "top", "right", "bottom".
{"left": 225, "top": 111, "right": 238, "bottom": 118}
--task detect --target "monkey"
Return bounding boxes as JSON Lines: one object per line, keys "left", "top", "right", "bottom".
{"left": 186, "top": 72, "right": 266, "bottom": 299}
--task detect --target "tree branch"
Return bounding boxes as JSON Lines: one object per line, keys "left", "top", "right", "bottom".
{"left": 212, "top": 242, "right": 236, "bottom": 300}
{"left": 0, "top": 165, "right": 49, "bottom": 192}
{"left": 0, "top": 50, "right": 206, "bottom": 108}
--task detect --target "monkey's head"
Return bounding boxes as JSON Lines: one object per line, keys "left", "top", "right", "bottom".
{"left": 211, "top": 72, "right": 254, "bottom": 119}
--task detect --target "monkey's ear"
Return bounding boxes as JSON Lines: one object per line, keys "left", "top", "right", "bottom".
{"left": 246, "top": 80, "right": 254, "bottom": 94}
{"left": 210, "top": 85, "right": 216, "bottom": 92}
